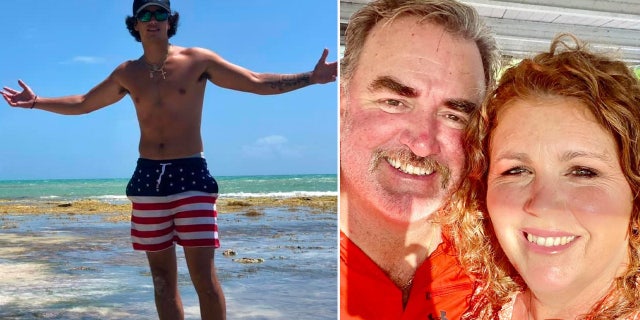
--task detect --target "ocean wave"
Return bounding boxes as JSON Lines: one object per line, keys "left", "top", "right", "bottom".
{"left": 4, "top": 191, "right": 337, "bottom": 204}
{"left": 221, "top": 191, "right": 337, "bottom": 198}
{"left": 38, "top": 195, "right": 61, "bottom": 199}
{"left": 88, "top": 195, "right": 130, "bottom": 205}
{"left": 88, "top": 192, "right": 337, "bottom": 200}
{"left": 90, "top": 195, "right": 128, "bottom": 201}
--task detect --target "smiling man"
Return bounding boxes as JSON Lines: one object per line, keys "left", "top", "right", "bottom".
{"left": 1, "top": 0, "right": 337, "bottom": 319}
{"left": 339, "top": 0, "right": 499, "bottom": 319}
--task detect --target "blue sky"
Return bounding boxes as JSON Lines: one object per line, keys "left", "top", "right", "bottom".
{"left": 0, "top": 1, "right": 338, "bottom": 180}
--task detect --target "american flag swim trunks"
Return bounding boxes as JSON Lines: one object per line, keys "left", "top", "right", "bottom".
{"left": 126, "top": 156, "right": 220, "bottom": 251}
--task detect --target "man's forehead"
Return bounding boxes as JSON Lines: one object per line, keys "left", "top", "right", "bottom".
{"left": 370, "top": 15, "right": 448, "bottom": 40}
{"left": 363, "top": 17, "right": 475, "bottom": 64}
{"left": 352, "top": 15, "right": 486, "bottom": 101}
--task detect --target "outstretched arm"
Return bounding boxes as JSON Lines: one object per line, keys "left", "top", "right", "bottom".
{"left": 2, "top": 67, "right": 127, "bottom": 115}
{"left": 205, "top": 48, "right": 337, "bottom": 95}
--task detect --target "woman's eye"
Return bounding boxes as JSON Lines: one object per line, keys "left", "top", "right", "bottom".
{"left": 501, "top": 167, "right": 529, "bottom": 176}
{"left": 570, "top": 167, "right": 598, "bottom": 178}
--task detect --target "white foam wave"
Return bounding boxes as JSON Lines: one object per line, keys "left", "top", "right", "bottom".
{"left": 221, "top": 191, "right": 336, "bottom": 198}
{"left": 27, "top": 191, "right": 336, "bottom": 204}
{"left": 88, "top": 195, "right": 129, "bottom": 204}
{"left": 91, "top": 195, "right": 128, "bottom": 200}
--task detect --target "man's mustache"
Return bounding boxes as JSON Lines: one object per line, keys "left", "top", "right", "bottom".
{"left": 370, "top": 148, "right": 451, "bottom": 189}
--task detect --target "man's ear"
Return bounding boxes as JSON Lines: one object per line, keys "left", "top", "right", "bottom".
{"left": 339, "top": 84, "right": 348, "bottom": 118}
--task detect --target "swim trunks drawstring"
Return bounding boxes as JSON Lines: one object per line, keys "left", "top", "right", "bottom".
{"left": 156, "top": 163, "right": 172, "bottom": 191}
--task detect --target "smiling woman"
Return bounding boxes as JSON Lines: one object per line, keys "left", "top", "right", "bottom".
{"left": 447, "top": 33, "right": 640, "bottom": 319}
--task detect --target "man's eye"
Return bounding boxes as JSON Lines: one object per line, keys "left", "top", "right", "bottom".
{"left": 383, "top": 99, "right": 402, "bottom": 107}
{"left": 444, "top": 113, "right": 464, "bottom": 123}
{"left": 377, "top": 99, "right": 409, "bottom": 113}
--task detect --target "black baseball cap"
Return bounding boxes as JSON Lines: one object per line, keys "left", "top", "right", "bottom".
{"left": 133, "top": 0, "right": 171, "bottom": 15}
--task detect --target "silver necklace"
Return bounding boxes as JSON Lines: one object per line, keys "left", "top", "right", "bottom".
{"left": 145, "top": 62, "right": 167, "bottom": 79}
{"left": 143, "top": 50, "right": 169, "bottom": 80}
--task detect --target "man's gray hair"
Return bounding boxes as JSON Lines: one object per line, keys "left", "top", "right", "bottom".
{"left": 341, "top": 0, "right": 501, "bottom": 89}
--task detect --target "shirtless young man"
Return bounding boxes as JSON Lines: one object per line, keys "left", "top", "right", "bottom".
{"left": 1, "top": 0, "right": 337, "bottom": 319}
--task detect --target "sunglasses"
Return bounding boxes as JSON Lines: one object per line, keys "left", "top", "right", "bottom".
{"left": 137, "top": 9, "right": 169, "bottom": 22}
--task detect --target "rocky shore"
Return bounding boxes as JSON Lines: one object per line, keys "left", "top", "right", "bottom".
{"left": 0, "top": 196, "right": 337, "bottom": 222}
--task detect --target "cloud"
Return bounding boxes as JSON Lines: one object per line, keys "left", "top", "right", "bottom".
{"left": 241, "top": 135, "right": 303, "bottom": 159}
{"left": 61, "top": 56, "right": 106, "bottom": 64}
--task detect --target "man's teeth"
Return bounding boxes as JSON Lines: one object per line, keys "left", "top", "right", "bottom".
{"left": 387, "top": 158, "right": 434, "bottom": 175}
{"left": 526, "top": 233, "right": 576, "bottom": 247}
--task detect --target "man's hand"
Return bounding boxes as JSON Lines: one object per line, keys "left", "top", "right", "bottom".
{"left": 310, "top": 49, "right": 338, "bottom": 84}
{"left": 2, "top": 80, "right": 37, "bottom": 108}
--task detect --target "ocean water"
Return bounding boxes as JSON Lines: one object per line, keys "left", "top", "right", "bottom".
{"left": 0, "top": 174, "right": 337, "bottom": 201}
{"left": 0, "top": 175, "right": 338, "bottom": 319}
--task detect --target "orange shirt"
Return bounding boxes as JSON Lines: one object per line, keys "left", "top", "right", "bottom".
{"left": 340, "top": 232, "right": 472, "bottom": 320}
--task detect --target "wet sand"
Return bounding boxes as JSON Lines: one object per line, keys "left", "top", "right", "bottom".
{"left": 0, "top": 196, "right": 337, "bottom": 222}
{"left": 0, "top": 197, "right": 338, "bottom": 319}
